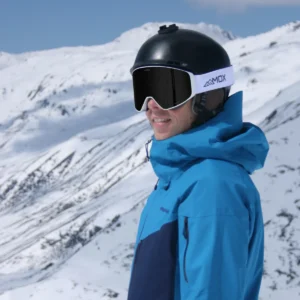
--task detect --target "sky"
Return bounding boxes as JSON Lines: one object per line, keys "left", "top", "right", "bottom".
{"left": 0, "top": 0, "right": 300, "bottom": 53}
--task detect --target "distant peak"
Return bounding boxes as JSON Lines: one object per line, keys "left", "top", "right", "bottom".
{"left": 112, "top": 21, "right": 237, "bottom": 52}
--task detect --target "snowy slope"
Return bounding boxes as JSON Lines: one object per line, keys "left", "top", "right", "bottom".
{"left": 256, "top": 97, "right": 300, "bottom": 300}
{"left": 0, "top": 21, "right": 300, "bottom": 300}
{"left": 0, "top": 21, "right": 236, "bottom": 298}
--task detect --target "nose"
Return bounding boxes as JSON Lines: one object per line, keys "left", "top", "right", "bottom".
{"left": 147, "top": 98, "right": 161, "bottom": 110}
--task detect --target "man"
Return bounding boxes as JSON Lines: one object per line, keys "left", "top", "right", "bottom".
{"left": 127, "top": 24, "right": 269, "bottom": 300}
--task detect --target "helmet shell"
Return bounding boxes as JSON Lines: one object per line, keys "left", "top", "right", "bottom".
{"left": 130, "top": 24, "right": 232, "bottom": 75}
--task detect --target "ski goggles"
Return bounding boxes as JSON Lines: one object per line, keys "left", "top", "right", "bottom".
{"left": 131, "top": 65, "right": 235, "bottom": 111}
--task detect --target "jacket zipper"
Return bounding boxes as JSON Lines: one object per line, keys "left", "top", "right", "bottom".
{"left": 183, "top": 216, "right": 189, "bottom": 283}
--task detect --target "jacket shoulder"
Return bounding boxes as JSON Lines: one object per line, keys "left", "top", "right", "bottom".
{"left": 178, "top": 159, "right": 254, "bottom": 218}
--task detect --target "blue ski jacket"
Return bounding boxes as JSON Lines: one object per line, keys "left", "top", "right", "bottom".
{"left": 127, "top": 91, "right": 269, "bottom": 300}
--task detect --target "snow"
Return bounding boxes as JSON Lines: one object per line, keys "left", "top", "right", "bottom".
{"left": 0, "top": 21, "right": 300, "bottom": 299}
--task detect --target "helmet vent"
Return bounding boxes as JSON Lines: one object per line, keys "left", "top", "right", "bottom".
{"left": 158, "top": 24, "right": 179, "bottom": 34}
{"left": 166, "top": 60, "right": 180, "bottom": 66}
{"left": 166, "top": 60, "right": 188, "bottom": 68}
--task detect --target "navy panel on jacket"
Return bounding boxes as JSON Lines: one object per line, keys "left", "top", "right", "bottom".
{"left": 127, "top": 220, "right": 178, "bottom": 300}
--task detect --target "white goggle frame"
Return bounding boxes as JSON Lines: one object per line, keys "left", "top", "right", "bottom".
{"left": 133, "top": 65, "right": 235, "bottom": 111}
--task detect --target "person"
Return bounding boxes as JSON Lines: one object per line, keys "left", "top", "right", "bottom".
{"left": 127, "top": 24, "right": 269, "bottom": 300}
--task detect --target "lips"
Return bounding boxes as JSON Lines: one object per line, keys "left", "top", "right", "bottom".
{"left": 152, "top": 115, "right": 171, "bottom": 122}
{"left": 153, "top": 118, "right": 171, "bottom": 123}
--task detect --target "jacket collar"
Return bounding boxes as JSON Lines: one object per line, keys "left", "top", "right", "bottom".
{"left": 148, "top": 91, "right": 269, "bottom": 183}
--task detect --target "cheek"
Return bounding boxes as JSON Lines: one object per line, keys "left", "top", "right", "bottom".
{"left": 171, "top": 112, "right": 187, "bottom": 128}
{"left": 189, "top": 111, "right": 197, "bottom": 123}
{"left": 170, "top": 104, "right": 195, "bottom": 129}
{"left": 182, "top": 112, "right": 196, "bottom": 129}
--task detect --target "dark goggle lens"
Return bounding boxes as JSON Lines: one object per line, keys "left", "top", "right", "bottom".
{"left": 132, "top": 67, "right": 192, "bottom": 110}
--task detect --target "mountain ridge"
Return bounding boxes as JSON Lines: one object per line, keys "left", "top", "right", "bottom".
{"left": 0, "top": 21, "right": 299, "bottom": 299}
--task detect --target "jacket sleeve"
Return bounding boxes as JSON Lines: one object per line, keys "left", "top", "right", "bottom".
{"left": 177, "top": 178, "right": 251, "bottom": 300}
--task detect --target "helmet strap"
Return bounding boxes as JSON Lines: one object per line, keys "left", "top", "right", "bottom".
{"left": 191, "top": 88, "right": 228, "bottom": 127}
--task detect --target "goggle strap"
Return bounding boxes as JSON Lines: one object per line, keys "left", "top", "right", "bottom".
{"left": 195, "top": 66, "right": 235, "bottom": 94}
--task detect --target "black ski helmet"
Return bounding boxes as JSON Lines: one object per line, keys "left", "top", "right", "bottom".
{"left": 131, "top": 24, "right": 234, "bottom": 125}
{"left": 130, "top": 23, "right": 232, "bottom": 76}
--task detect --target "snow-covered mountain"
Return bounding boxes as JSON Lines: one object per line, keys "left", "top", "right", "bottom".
{"left": 0, "top": 21, "right": 300, "bottom": 300}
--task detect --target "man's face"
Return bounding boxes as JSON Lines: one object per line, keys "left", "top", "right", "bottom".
{"left": 146, "top": 98, "right": 198, "bottom": 140}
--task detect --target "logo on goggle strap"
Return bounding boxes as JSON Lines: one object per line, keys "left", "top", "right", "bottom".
{"left": 204, "top": 75, "right": 226, "bottom": 87}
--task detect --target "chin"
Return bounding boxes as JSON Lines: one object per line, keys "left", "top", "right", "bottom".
{"left": 154, "top": 132, "right": 174, "bottom": 140}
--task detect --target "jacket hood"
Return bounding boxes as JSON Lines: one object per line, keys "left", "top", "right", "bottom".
{"left": 149, "top": 91, "right": 269, "bottom": 183}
